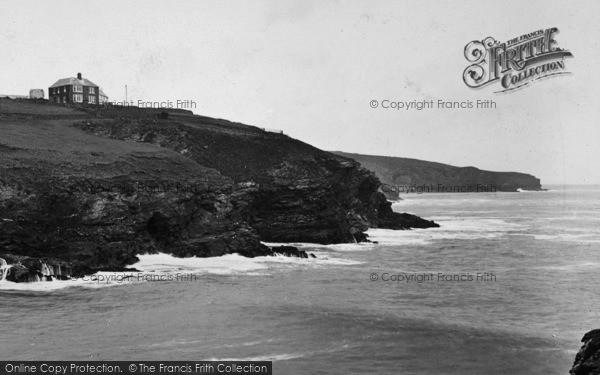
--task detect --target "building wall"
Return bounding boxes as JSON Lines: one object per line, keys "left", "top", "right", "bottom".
{"left": 49, "top": 86, "right": 63, "bottom": 103}
{"left": 81, "top": 86, "right": 100, "bottom": 104}
{"left": 48, "top": 85, "right": 71, "bottom": 103}
{"left": 48, "top": 85, "right": 99, "bottom": 104}
{"left": 29, "top": 89, "right": 44, "bottom": 99}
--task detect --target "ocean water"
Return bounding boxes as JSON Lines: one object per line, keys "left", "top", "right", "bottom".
{"left": 1, "top": 185, "right": 599, "bottom": 374}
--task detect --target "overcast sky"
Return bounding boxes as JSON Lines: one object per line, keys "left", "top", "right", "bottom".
{"left": 1, "top": 0, "right": 598, "bottom": 185}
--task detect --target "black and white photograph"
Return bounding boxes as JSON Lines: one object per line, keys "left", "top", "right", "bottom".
{"left": 1, "top": 1, "right": 599, "bottom": 374}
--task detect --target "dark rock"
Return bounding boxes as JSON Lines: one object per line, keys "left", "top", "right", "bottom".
{"left": 271, "top": 246, "right": 309, "bottom": 258}
{"left": 571, "top": 329, "right": 600, "bottom": 375}
{"left": 5, "top": 264, "right": 36, "bottom": 283}
{"left": 1, "top": 254, "right": 74, "bottom": 282}
{"left": 309, "top": 253, "right": 316, "bottom": 258}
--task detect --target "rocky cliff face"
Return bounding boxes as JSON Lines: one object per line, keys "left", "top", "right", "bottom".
{"left": 74, "top": 116, "right": 438, "bottom": 244}
{"left": 0, "top": 115, "right": 274, "bottom": 279}
{"left": 332, "top": 151, "right": 543, "bottom": 199}
{"left": 571, "top": 329, "right": 600, "bottom": 375}
{"left": 0, "top": 99, "right": 438, "bottom": 282}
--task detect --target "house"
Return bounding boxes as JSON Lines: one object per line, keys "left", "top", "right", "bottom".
{"left": 99, "top": 89, "right": 109, "bottom": 104}
{"left": 48, "top": 73, "right": 100, "bottom": 105}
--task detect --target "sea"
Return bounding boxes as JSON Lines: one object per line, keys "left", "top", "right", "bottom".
{"left": 1, "top": 185, "right": 599, "bottom": 374}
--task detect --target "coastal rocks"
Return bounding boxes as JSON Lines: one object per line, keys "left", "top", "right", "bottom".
{"left": 0, "top": 247, "right": 314, "bottom": 283}
{"left": 270, "top": 246, "right": 309, "bottom": 258}
{"left": 0, "top": 171, "right": 272, "bottom": 274}
{"left": 376, "top": 212, "right": 440, "bottom": 230}
{"left": 570, "top": 329, "right": 600, "bottom": 375}
{"left": 0, "top": 100, "right": 438, "bottom": 282}
{"left": 357, "top": 172, "right": 439, "bottom": 230}
{"left": 0, "top": 254, "right": 73, "bottom": 282}
{"left": 0, "top": 116, "right": 276, "bottom": 281}
{"left": 74, "top": 118, "right": 439, "bottom": 245}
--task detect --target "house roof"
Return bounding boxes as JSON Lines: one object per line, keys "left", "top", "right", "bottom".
{"left": 49, "top": 77, "right": 99, "bottom": 88}
{"left": 99, "top": 89, "right": 108, "bottom": 97}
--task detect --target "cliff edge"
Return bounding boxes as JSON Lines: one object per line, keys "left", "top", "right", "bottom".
{"left": 0, "top": 99, "right": 438, "bottom": 281}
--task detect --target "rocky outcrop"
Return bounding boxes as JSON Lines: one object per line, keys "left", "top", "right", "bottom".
{"left": 0, "top": 147, "right": 273, "bottom": 275}
{"left": 0, "top": 254, "right": 73, "bottom": 282}
{"left": 332, "top": 151, "right": 543, "bottom": 199}
{"left": 270, "top": 246, "right": 316, "bottom": 259}
{"left": 74, "top": 116, "right": 438, "bottom": 244}
{"left": 0, "top": 99, "right": 438, "bottom": 282}
{"left": 571, "top": 329, "right": 600, "bottom": 375}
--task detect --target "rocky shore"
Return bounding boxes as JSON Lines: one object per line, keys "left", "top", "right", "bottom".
{"left": 571, "top": 329, "right": 600, "bottom": 375}
{"left": 0, "top": 99, "right": 438, "bottom": 282}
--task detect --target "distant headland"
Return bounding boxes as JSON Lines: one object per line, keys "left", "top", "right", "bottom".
{"left": 331, "top": 151, "right": 544, "bottom": 200}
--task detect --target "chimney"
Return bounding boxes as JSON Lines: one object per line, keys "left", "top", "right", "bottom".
{"left": 77, "top": 72, "right": 82, "bottom": 80}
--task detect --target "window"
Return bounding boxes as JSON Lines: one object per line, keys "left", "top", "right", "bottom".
{"left": 62, "top": 97, "right": 66, "bottom": 103}
{"left": 88, "top": 96, "right": 96, "bottom": 104}
{"left": 73, "top": 85, "right": 83, "bottom": 93}
{"left": 89, "top": 87, "right": 95, "bottom": 94}
{"left": 73, "top": 94, "right": 83, "bottom": 103}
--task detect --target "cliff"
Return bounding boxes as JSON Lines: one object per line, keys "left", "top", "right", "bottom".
{"left": 332, "top": 151, "right": 543, "bottom": 199}
{"left": 571, "top": 329, "right": 600, "bottom": 375}
{"left": 0, "top": 99, "right": 438, "bottom": 282}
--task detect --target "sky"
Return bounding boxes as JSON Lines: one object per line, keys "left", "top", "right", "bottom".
{"left": 1, "top": 0, "right": 599, "bottom": 185}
